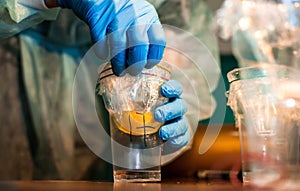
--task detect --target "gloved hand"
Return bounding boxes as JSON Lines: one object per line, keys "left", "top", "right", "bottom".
{"left": 57, "top": 0, "right": 166, "bottom": 76}
{"left": 155, "top": 80, "right": 190, "bottom": 149}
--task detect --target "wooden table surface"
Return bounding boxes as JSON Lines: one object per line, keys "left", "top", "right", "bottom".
{"left": 0, "top": 180, "right": 255, "bottom": 191}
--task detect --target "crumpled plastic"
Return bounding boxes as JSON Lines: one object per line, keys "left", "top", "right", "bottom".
{"left": 0, "top": 0, "right": 59, "bottom": 39}
{"left": 98, "top": 62, "right": 172, "bottom": 135}
{"left": 99, "top": 62, "right": 171, "bottom": 113}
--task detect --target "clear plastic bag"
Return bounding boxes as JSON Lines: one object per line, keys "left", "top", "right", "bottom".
{"left": 98, "top": 62, "right": 171, "bottom": 135}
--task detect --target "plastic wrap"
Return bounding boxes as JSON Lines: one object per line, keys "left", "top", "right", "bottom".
{"left": 98, "top": 62, "right": 171, "bottom": 135}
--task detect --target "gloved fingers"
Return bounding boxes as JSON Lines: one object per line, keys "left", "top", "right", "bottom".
{"left": 161, "top": 130, "right": 190, "bottom": 154}
{"left": 158, "top": 117, "right": 188, "bottom": 141}
{"left": 168, "top": 129, "right": 191, "bottom": 147}
{"left": 124, "top": 1, "right": 162, "bottom": 74}
{"left": 109, "top": 42, "right": 127, "bottom": 76}
{"left": 107, "top": 6, "right": 135, "bottom": 76}
{"left": 90, "top": 21, "right": 109, "bottom": 59}
{"left": 126, "top": 24, "right": 150, "bottom": 76}
{"left": 126, "top": 45, "right": 148, "bottom": 76}
{"left": 107, "top": 23, "right": 128, "bottom": 76}
{"left": 161, "top": 80, "right": 183, "bottom": 98}
{"left": 146, "top": 44, "right": 165, "bottom": 69}
{"left": 154, "top": 98, "right": 188, "bottom": 122}
{"left": 146, "top": 22, "right": 166, "bottom": 69}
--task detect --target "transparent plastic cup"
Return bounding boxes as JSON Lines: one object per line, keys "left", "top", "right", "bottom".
{"left": 227, "top": 64, "right": 300, "bottom": 189}
{"left": 98, "top": 62, "right": 171, "bottom": 182}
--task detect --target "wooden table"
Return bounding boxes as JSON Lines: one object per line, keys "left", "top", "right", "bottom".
{"left": 0, "top": 180, "right": 252, "bottom": 191}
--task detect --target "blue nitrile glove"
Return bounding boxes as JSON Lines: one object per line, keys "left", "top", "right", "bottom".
{"left": 155, "top": 80, "right": 190, "bottom": 149}
{"left": 57, "top": 0, "right": 166, "bottom": 76}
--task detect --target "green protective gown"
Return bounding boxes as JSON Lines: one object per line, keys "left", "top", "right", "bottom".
{"left": 0, "top": 4, "right": 111, "bottom": 179}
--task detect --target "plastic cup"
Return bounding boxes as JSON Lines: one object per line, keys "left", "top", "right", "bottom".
{"left": 227, "top": 64, "right": 300, "bottom": 189}
{"left": 98, "top": 62, "right": 171, "bottom": 182}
